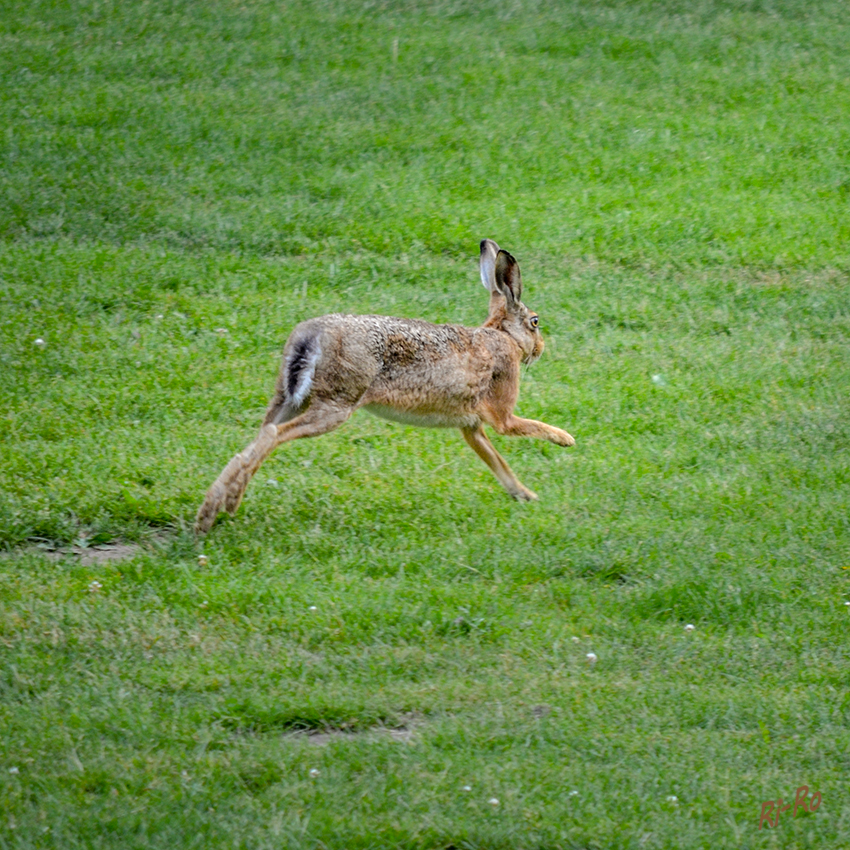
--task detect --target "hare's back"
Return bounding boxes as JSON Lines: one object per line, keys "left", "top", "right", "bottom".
{"left": 342, "top": 315, "right": 498, "bottom": 425}
{"left": 284, "top": 314, "right": 501, "bottom": 424}
{"left": 302, "top": 313, "right": 481, "bottom": 367}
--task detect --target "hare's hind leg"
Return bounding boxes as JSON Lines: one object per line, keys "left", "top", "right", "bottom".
{"left": 461, "top": 425, "right": 538, "bottom": 502}
{"left": 194, "top": 400, "right": 354, "bottom": 534}
{"left": 194, "top": 425, "right": 279, "bottom": 534}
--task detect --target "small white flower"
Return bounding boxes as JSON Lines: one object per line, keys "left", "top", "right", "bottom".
{"left": 34, "top": 338, "right": 45, "bottom": 347}
{"left": 88, "top": 580, "right": 102, "bottom": 593}
{"left": 684, "top": 624, "right": 695, "bottom": 631}
{"left": 568, "top": 790, "right": 579, "bottom": 797}
{"left": 308, "top": 605, "right": 318, "bottom": 612}
{"left": 197, "top": 555, "right": 208, "bottom": 567}
{"left": 651, "top": 373, "right": 666, "bottom": 386}
{"left": 571, "top": 636, "right": 581, "bottom": 643}
{"left": 155, "top": 314, "right": 164, "bottom": 320}
{"left": 9, "top": 767, "right": 19, "bottom": 775}
{"left": 488, "top": 797, "right": 499, "bottom": 806}
{"left": 309, "top": 768, "right": 320, "bottom": 778}
{"left": 666, "top": 795, "right": 678, "bottom": 803}
{"left": 586, "top": 652, "right": 597, "bottom": 664}
{"left": 461, "top": 785, "right": 472, "bottom": 792}
{"left": 844, "top": 601, "right": 850, "bottom": 607}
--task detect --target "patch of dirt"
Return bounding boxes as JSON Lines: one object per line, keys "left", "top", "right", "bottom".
{"left": 302, "top": 727, "right": 416, "bottom": 746}
{"left": 295, "top": 713, "right": 425, "bottom": 746}
{"left": 8, "top": 536, "right": 167, "bottom": 566}
{"left": 70, "top": 543, "right": 145, "bottom": 566}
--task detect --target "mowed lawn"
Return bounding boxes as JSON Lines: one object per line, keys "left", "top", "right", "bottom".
{"left": 1, "top": 1, "right": 849, "bottom": 847}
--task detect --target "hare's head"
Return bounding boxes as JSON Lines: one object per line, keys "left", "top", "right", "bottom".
{"left": 479, "top": 239, "right": 544, "bottom": 365}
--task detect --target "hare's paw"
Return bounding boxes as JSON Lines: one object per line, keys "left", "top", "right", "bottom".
{"left": 556, "top": 429, "right": 575, "bottom": 447}
{"left": 194, "top": 483, "right": 227, "bottom": 534}
{"left": 194, "top": 504, "right": 218, "bottom": 535}
{"left": 512, "top": 485, "right": 539, "bottom": 502}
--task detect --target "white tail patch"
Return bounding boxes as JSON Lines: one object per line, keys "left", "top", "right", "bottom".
{"left": 286, "top": 337, "right": 322, "bottom": 408}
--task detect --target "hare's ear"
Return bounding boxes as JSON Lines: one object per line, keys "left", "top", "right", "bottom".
{"left": 479, "top": 239, "right": 500, "bottom": 292}
{"left": 494, "top": 249, "right": 522, "bottom": 309}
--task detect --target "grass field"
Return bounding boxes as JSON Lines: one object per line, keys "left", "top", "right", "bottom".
{"left": 2, "top": 0, "right": 849, "bottom": 847}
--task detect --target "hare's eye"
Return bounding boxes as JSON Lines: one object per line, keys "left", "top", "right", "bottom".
{"left": 529, "top": 315, "right": 539, "bottom": 329}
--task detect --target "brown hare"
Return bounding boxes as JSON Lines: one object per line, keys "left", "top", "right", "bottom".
{"left": 194, "top": 240, "right": 575, "bottom": 533}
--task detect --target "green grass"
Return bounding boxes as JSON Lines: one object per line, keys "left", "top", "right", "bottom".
{"left": 1, "top": 0, "right": 849, "bottom": 847}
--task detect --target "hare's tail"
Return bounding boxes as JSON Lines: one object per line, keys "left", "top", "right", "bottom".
{"left": 263, "top": 333, "right": 321, "bottom": 425}
{"left": 194, "top": 333, "right": 321, "bottom": 534}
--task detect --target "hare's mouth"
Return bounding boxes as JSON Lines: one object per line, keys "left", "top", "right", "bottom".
{"left": 522, "top": 339, "right": 544, "bottom": 366}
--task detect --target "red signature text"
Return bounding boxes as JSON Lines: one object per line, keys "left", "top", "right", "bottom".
{"left": 759, "top": 785, "right": 822, "bottom": 829}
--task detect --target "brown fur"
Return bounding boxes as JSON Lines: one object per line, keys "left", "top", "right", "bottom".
{"left": 194, "top": 240, "right": 575, "bottom": 534}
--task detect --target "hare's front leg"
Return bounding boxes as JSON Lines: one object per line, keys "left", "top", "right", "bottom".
{"left": 486, "top": 412, "right": 575, "bottom": 447}
{"left": 461, "top": 426, "right": 538, "bottom": 502}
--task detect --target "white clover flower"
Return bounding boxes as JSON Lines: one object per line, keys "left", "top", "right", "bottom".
{"left": 308, "top": 606, "right": 318, "bottom": 612}
{"left": 461, "top": 785, "right": 472, "bottom": 792}
{"left": 309, "top": 768, "right": 320, "bottom": 778}
{"left": 34, "top": 338, "right": 45, "bottom": 347}
{"left": 586, "top": 652, "right": 597, "bottom": 664}
{"left": 9, "top": 767, "right": 19, "bottom": 775}
{"left": 684, "top": 624, "right": 695, "bottom": 632}
{"left": 568, "top": 790, "right": 579, "bottom": 797}
{"left": 488, "top": 797, "right": 499, "bottom": 806}
{"left": 667, "top": 795, "right": 678, "bottom": 803}
{"left": 88, "top": 580, "right": 102, "bottom": 593}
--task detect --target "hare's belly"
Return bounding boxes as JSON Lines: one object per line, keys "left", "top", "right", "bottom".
{"left": 363, "top": 404, "right": 478, "bottom": 429}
